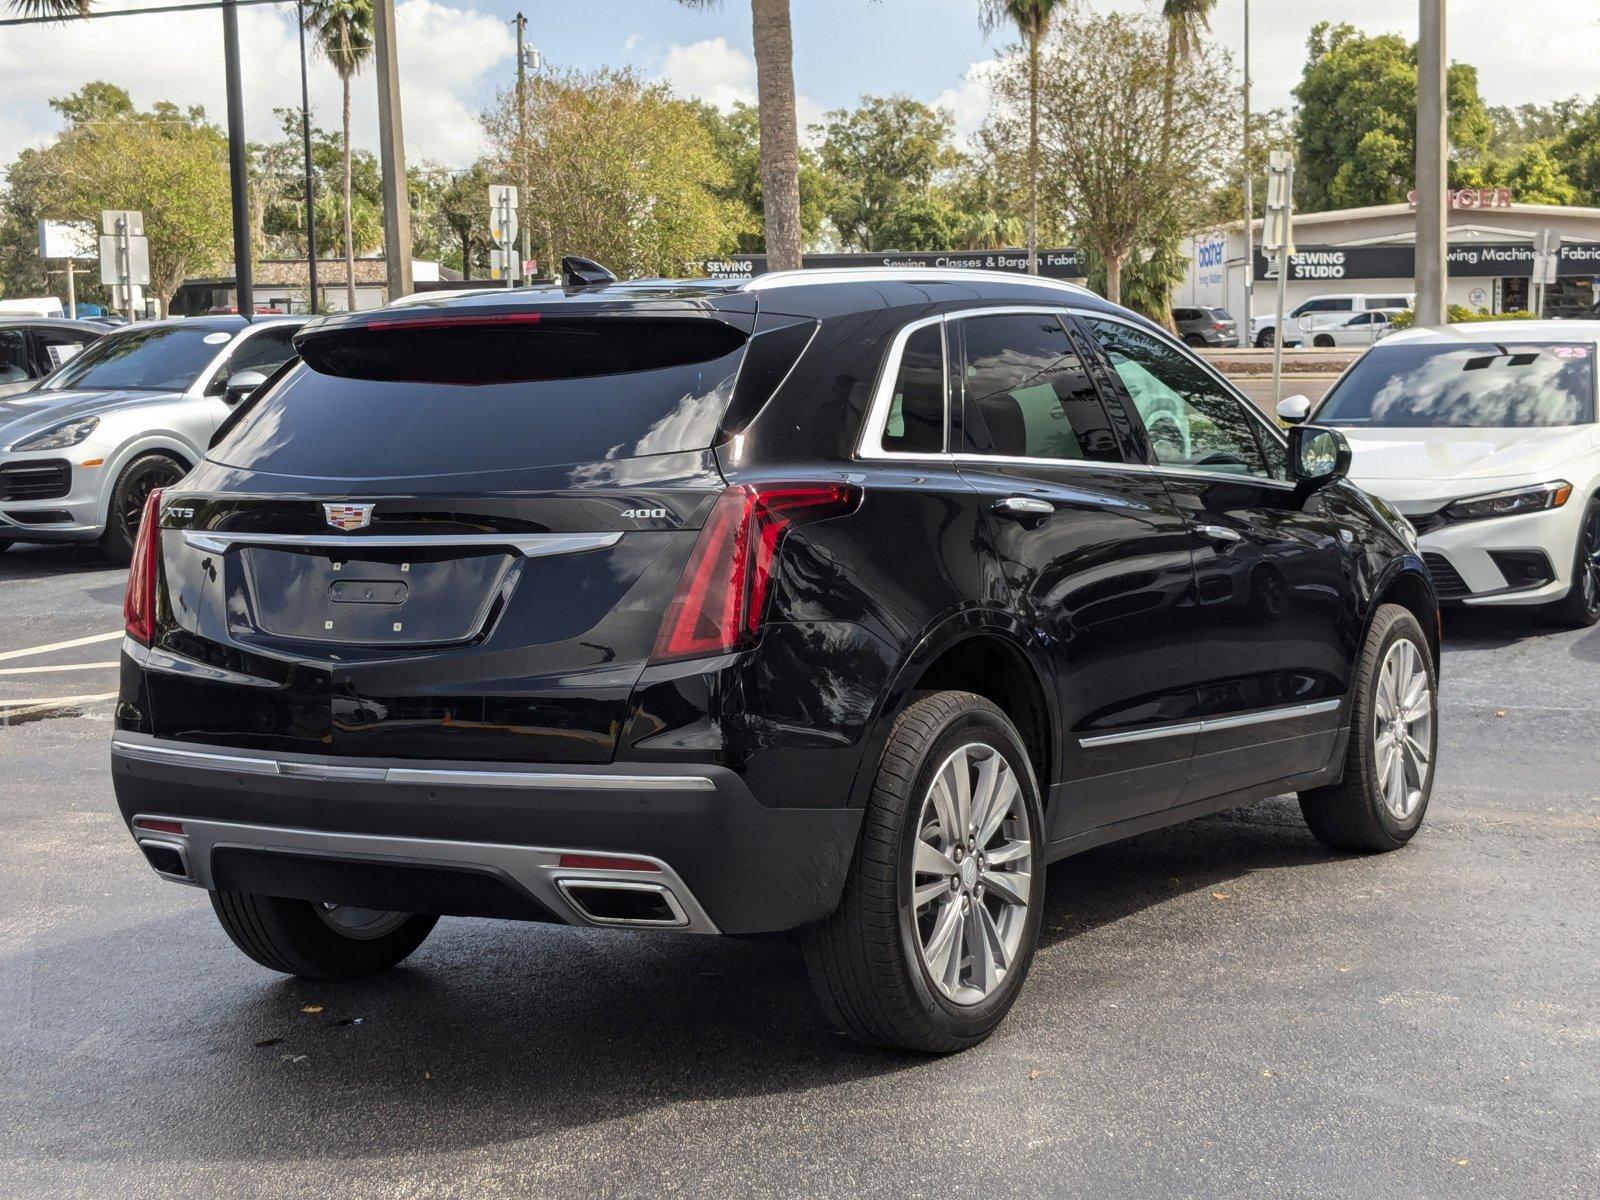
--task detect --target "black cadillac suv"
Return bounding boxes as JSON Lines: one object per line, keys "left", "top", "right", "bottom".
{"left": 111, "top": 269, "right": 1439, "bottom": 1052}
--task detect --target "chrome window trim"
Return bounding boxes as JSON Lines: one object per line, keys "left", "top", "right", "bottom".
{"left": 856, "top": 312, "right": 950, "bottom": 460}
{"left": 180, "top": 529, "right": 623, "bottom": 558}
{"left": 112, "top": 735, "right": 716, "bottom": 792}
{"left": 1078, "top": 698, "right": 1342, "bottom": 749}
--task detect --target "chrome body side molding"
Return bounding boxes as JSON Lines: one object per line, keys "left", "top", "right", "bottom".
{"left": 1078, "top": 698, "right": 1343, "bottom": 749}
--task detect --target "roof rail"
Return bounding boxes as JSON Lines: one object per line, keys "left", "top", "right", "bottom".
{"left": 741, "top": 266, "right": 1096, "bottom": 298}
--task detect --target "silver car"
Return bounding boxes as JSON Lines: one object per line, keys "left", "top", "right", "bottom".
{"left": 0, "top": 316, "right": 300, "bottom": 561}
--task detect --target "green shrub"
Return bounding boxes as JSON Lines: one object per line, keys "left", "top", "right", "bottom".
{"left": 1388, "top": 306, "right": 1537, "bottom": 330}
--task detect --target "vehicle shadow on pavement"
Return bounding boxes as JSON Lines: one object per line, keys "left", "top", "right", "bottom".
{"left": 5, "top": 799, "right": 1342, "bottom": 1171}
{"left": 1439, "top": 606, "right": 1560, "bottom": 651}
{"left": 0, "top": 543, "right": 115, "bottom": 580}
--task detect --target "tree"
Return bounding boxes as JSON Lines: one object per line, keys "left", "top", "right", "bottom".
{"left": 983, "top": 11, "right": 1234, "bottom": 306}
{"left": 677, "top": 0, "right": 803, "bottom": 271}
{"left": 421, "top": 161, "right": 495, "bottom": 278}
{"left": 303, "top": 0, "right": 374, "bottom": 310}
{"left": 480, "top": 67, "right": 743, "bottom": 276}
{"left": 690, "top": 101, "right": 826, "bottom": 252}
{"left": 979, "top": 1, "right": 1066, "bottom": 274}
{"left": 0, "top": 83, "right": 231, "bottom": 312}
{"left": 816, "top": 95, "right": 961, "bottom": 251}
{"left": 1293, "top": 22, "right": 1491, "bottom": 211}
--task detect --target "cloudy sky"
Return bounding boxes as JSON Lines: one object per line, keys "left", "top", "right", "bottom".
{"left": 0, "top": 0, "right": 1596, "bottom": 171}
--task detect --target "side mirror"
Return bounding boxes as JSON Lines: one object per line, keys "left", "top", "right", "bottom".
{"left": 1287, "top": 424, "right": 1351, "bottom": 488}
{"left": 1275, "top": 394, "right": 1312, "bottom": 424}
{"left": 224, "top": 369, "right": 267, "bottom": 406}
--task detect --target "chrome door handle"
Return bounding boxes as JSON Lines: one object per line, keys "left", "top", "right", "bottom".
{"left": 1195, "top": 524, "right": 1243, "bottom": 542}
{"left": 992, "top": 496, "right": 1054, "bottom": 518}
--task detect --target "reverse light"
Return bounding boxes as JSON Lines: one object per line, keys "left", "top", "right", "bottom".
{"left": 651, "top": 482, "right": 860, "bottom": 663}
{"left": 123, "top": 488, "right": 164, "bottom": 646}
{"left": 12, "top": 415, "right": 98, "bottom": 452}
{"left": 1444, "top": 480, "right": 1572, "bottom": 523}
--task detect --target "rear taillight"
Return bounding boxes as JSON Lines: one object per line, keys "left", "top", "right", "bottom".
{"left": 123, "top": 487, "right": 164, "bottom": 646}
{"left": 1212, "top": 322, "right": 1228, "bottom": 331}
{"left": 651, "top": 482, "right": 859, "bottom": 663}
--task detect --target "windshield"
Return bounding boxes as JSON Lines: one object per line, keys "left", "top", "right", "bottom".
{"left": 1317, "top": 342, "right": 1596, "bottom": 428}
{"left": 43, "top": 325, "right": 228, "bottom": 392}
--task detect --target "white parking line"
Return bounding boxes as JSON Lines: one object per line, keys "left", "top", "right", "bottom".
{"left": 0, "top": 662, "right": 119, "bottom": 676}
{"left": 0, "top": 631, "right": 123, "bottom": 663}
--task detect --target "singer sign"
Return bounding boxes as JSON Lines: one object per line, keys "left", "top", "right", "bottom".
{"left": 1407, "top": 187, "right": 1514, "bottom": 211}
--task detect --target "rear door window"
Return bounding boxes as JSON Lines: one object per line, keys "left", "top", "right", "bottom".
{"left": 956, "top": 312, "right": 1121, "bottom": 463}
{"left": 0, "top": 330, "right": 29, "bottom": 383}
{"left": 31, "top": 327, "right": 96, "bottom": 373}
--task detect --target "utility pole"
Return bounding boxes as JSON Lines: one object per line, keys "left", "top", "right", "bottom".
{"left": 372, "top": 0, "right": 414, "bottom": 301}
{"left": 514, "top": 12, "right": 531, "bottom": 280}
{"left": 1415, "top": 0, "right": 1448, "bottom": 327}
{"left": 1241, "top": 0, "right": 1254, "bottom": 329}
{"left": 1264, "top": 150, "right": 1295, "bottom": 406}
{"left": 221, "top": 0, "right": 253, "bottom": 319}
{"left": 297, "top": 1, "right": 319, "bottom": 314}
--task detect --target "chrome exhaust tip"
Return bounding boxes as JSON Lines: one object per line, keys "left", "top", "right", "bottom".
{"left": 555, "top": 879, "right": 689, "bottom": 928}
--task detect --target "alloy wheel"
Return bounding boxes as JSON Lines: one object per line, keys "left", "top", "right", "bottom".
{"left": 315, "top": 903, "right": 411, "bottom": 941}
{"left": 1372, "top": 639, "right": 1433, "bottom": 820}
{"left": 910, "top": 742, "right": 1033, "bottom": 1006}
{"left": 1580, "top": 505, "right": 1600, "bottom": 616}
{"left": 119, "top": 457, "right": 185, "bottom": 540}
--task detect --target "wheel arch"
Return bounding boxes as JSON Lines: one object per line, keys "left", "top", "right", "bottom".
{"left": 847, "top": 610, "right": 1059, "bottom": 811}
{"left": 96, "top": 435, "right": 198, "bottom": 526}
{"left": 1368, "top": 559, "right": 1440, "bottom": 673}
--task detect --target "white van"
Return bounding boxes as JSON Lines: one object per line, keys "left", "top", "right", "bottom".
{"left": 1252, "top": 292, "right": 1414, "bottom": 348}
{"left": 0, "top": 296, "right": 66, "bottom": 319}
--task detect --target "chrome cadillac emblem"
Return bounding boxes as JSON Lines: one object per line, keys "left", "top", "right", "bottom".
{"left": 323, "top": 502, "right": 374, "bottom": 532}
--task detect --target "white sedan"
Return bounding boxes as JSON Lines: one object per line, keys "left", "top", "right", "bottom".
{"left": 1304, "top": 309, "right": 1406, "bottom": 349}
{"left": 1279, "top": 321, "right": 1600, "bottom": 625}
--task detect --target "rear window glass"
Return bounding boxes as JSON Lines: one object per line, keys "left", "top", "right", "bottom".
{"left": 1318, "top": 342, "right": 1596, "bottom": 428}
{"left": 212, "top": 319, "right": 749, "bottom": 475}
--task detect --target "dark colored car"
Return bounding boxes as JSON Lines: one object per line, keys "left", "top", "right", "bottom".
{"left": 111, "top": 269, "right": 1439, "bottom": 1052}
{"left": 1172, "top": 305, "right": 1239, "bottom": 348}
{"left": 0, "top": 317, "right": 104, "bottom": 399}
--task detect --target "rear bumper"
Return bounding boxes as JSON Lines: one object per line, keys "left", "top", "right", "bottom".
{"left": 110, "top": 733, "right": 863, "bottom": 935}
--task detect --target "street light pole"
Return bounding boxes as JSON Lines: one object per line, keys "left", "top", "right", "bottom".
{"left": 221, "top": 0, "right": 253, "bottom": 320}
{"left": 372, "top": 0, "right": 414, "bottom": 301}
{"left": 1415, "top": 0, "right": 1448, "bottom": 326}
{"left": 514, "top": 11, "right": 531, "bottom": 280}
{"left": 1242, "top": 0, "right": 1254, "bottom": 330}
{"left": 296, "top": 0, "right": 319, "bottom": 314}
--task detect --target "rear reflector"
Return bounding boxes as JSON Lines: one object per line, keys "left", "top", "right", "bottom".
{"left": 123, "top": 487, "right": 164, "bottom": 646}
{"left": 651, "top": 482, "right": 859, "bottom": 663}
{"left": 557, "top": 853, "right": 661, "bottom": 873}
{"left": 133, "top": 817, "right": 185, "bottom": 835}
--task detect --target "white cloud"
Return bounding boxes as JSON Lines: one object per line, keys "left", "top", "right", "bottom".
{"left": 934, "top": 58, "right": 1002, "bottom": 148}
{"left": 653, "top": 36, "right": 826, "bottom": 144}
{"left": 0, "top": 0, "right": 510, "bottom": 170}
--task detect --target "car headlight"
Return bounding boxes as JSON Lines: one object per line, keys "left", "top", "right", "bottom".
{"left": 1444, "top": 480, "right": 1572, "bottom": 523}
{"left": 11, "top": 415, "right": 100, "bottom": 452}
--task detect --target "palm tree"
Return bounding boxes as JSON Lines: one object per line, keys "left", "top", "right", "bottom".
{"left": 304, "top": 0, "right": 374, "bottom": 310}
{"left": 677, "top": 0, "right": 803, "bottom": 271}
{"left": 980, "top": 1, "right": 1066, "bottom": 276}
{"left": 1159, "top": 0, "right": 1214, "bottom": 130}
{"left": 3, "top": 1, "right": 91, "bottom": 16}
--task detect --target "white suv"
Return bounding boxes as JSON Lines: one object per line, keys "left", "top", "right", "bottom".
{"left": 1253, "top": 293, "right": 1414, "bottom": 348}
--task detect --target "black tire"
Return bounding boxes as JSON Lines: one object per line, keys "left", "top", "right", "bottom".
{"left": 101, "top": 452, "right": 188, "bottom": 565}
{"left": 1545, "top": 496, "right": 1600, "bottom": 628}
{"left": 1182, "top": 333, "right": 1205, "bottom": 347}
{"left": 1255, "top": 328, "right": 1275, "bottom": 348}
{"left": 1299, "top": 604, "right": 1437, "bottom": 852}
{"left": 802, "top": 691, "right": 1046, "bottom": 1053}
{"left": 1313, "top": 334, "right": 1336, "bottom": 348}
{"left": 210, "top": 890, "right": 437, "bottom": 980}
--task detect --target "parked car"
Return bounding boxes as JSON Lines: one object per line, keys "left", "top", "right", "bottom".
{"left": 1172, "top": 305, "right": 1239, "bottom": 348}
{"left": 1307, "top": 308, "right": 1408, "bottom": 349}
{"left": 111, "top": 269, "right": 1438, "bottom": 1053}
{"left": 0, "top": 317, "right": 104, "bottom": 399}
{"left": 0, "top": 315, "right": 301, "bottom": 561}
{"left": 1254, "top": 292, "right": 1415, "bottom": 348}
{"left": 1280, "top": 320, "right": 1600, "bottom": 625}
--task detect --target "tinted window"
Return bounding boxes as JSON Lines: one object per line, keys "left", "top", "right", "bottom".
{"left": 1318, "top": 342, "right": 1596, "bottom": 428}
{"left": 217, "top": 326, "right": 299, "bottom": 386}
{"left": 32, "top": 328, "right": 96, "bottom": 371}
{"left": 213, "top": 344, "right": 749, "bottom": 477}
{"left": 0, "top": 330, "right": 29, "bottom": 382}
{"left": 882, "top": 323, "right": 945, "bottom": 453}
{"left": 958, "top": 312, "right": 1118, "bottom": 462}
{"left": 1295, "top": 298, "right": 1353, "bottom": 315}
{"left": 1211, "top": 309, "right": 1233, "bottom": 321}
{"left": 1369, "top": 297, "right": 1410, "bottom": 309}
{"left": 44, "top": 325, "right": 226, "bottom": 391}
{"left": 1085, "top": 317, "right": 1272, "bottom": 478}
{"left": 1173, "top": 308, "right": 1198, "bottom": 322}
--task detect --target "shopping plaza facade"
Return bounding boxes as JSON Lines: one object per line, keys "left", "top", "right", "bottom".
{"left": 1177, "top": 195, "right": 1600, "bottom": 324}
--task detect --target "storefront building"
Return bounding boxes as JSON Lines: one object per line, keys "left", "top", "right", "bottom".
{"left": 1178, "top": 196, "right": 1600, "bottom": 324}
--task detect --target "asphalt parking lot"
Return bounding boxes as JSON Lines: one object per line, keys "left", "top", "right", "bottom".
{"left": 2, "top": 539, "right": 1597, "bottom": 1199}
